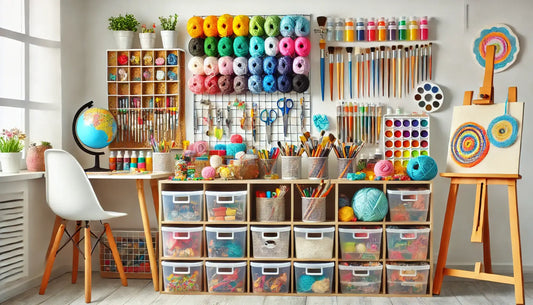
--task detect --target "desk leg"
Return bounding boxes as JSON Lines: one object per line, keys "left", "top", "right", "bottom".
{"left": 136, "top": 179, "right": 159, "bottom": 291}
{"left": 149, "top": 179, "right": 159, "bottom": 220}
{"left": 508, "top": 181, "right": 524, "bottom": 305}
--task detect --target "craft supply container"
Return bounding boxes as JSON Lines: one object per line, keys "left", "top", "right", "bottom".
{"left": 251, "top": 226, "right": 290, "bottom": 258}
{"left": 233, "top": 154, "right": 260, "bottom": 179}
{"left": 281, "top": 156, "right": 301, "bottom": 179}
{"left": 250, "top": 262, "right": 291, "bottom": 293}
{"left": 387, "top": 189, "right": 431, "bottom": 221}
{"left": 259, "top": 158, "right": 278, "bottom": 179}
{"left": 294, "top": 262, "right": 335, "bottom": 293}
{"left": 338, "top": 262, "right": 383, "bottom": 294}
{"left": 205, "top": 261, "right": 247, "bottom": 293}
{"left": 256, "top": 197, "right": 286, "bottom": 222}
{"left": 152, "top": 152, "right": 174, "bottom": 172}
{"left": 294, "top": 226, "right": 334, "bottom": 259}
{"left": 205, "top": 226, "right": 247, "bottom": 258}
{"left": 161, "top": 226, "right": 203, "bottom": 257}
{"left": 386, "top": 226, "right": 430, "bottom": 259}
{"left": 161, "top": 190, "right": 203, "bottom": 221}
{"left": 205, "top": 190, "right": 247, "bottom": 221}
{"left": 301, "top": 197, "right": 326, "bottom": 222}
{"left": 386, "top": 263, "right": 430, "bottom": 294}
{"left": 308, "top": 156, "right": 328, "bottom": 179}
{"left": 337, "top": 157, "right": 356, "bottom": 178}
{"left": 161, "top": 261, "right": 203, "bottom": 292}
{"left": 339, "top": 227, "right": 382, "bottom": 260}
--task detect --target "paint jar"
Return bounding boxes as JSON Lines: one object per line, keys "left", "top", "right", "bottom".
{"left": 259, "top": 158, "right": 278, "bottom": 179}
{"left": 281, "top": 156, "right": 301, "bottom": 179}
{"left": 337, "top": 157, "right": 355, "bottom": 178}
{"left": 326, "top": 20, "right": 335, "bottom": 41}
{"left": 398, "top": 16, "right": 407, "bottom": 41}
{"left": 356, "top": 18, "right": 365, "bottom": 41}
{"left": 408, "top": 16, "right": 419, "bottom": 41}
{"left": 308, "top": 157, "right": 328, "bottom": 179}
{"left": 377, "top": 17, "right": 386, "bottom": 41}
{"left": 420, "top": 16, "right": 429, "bottom": 40}
{"left": 387, "top": 17, "right": 397, "bottom": 41}
{"left": 366, "top": 17, "right": 376, "bottom": 41}
{"left": 301, "top": 197, "right": 326, "bottom": 222}
{"left": 335, "top": 18, "right": 344, "bottom": 41}
{"left": 344, "top": 18, "right": 354, "bottom": 42}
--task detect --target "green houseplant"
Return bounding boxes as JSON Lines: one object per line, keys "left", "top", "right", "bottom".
{"left": 159, "top": 14, "right": 178, "bottom": 49}
{"left": 139, "top": 23, "right": 156, "bottom": 49}
{"left": 0, "top": 128, "right": 25, "bottom": 173}
{"left": 108, "top": 14, "right": 140, "bottom": 49}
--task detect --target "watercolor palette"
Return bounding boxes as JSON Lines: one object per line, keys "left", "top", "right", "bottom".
{"left": 413, "top": 82, "right": 444, "bottom": 113}
{"left": 382, "top": 115, "right": 430, "bottom": 167}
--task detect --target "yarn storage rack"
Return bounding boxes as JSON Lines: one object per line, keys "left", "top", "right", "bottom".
{"left": 158, "top": 179, "right": 433, "bottom": 296}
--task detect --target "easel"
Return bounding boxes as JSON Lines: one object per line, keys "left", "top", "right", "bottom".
{"left": 432, "top": 45, "right": 524, "bottom": 304}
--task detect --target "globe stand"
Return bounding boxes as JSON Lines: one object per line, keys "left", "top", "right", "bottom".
{"left": 72, "top": 101, "right": 110, "bottom": 172}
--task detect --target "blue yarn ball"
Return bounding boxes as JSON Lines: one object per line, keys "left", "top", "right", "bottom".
{"left": 297, "top": 274, "right": 315, "bottom": 292}
{"left": 352, "top": 188, "right": 388, "bottom": 221}
{"left": 214, "top": 144, "right": 227, "bottom": 150}
{"left": 406, "top": 155, "right": 438, "bottom": 180}
{"left": 262, "top": 75, "right": 277, "bottom": 93}
{"left": 226, "top": 143, "right": 247, "bottom": 157}
{"left": 248, "top": 75, "right": 263, "bottom": 93}
{"left": 280, "top": 15, "right": 296, "bottom": 37}
{"left": 263, "top": 56, "right": 278, "bottom": 75}
{"left": 248, "top": 56, "right": 263, "bottom": 75}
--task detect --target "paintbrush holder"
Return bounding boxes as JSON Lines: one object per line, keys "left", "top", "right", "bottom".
{"left": 308, "top": 157, "right": 328, "bottom": 179}
{"left": 256, "top": 197, "right": 286, "bottom": 222}
{"left": 153, "top": 152, "right": 174, "bottom": 172}
{"left": 337, "top": 157, "right": 356, "bottom": 178}
{"left": 302, "top": 196, "right": 326, "bottom": 222}
{"left": 281, "top": 156, "right": 301, "bottom": 180}
{"left": 259, "top": 158, "right": 278, "bottom": 179}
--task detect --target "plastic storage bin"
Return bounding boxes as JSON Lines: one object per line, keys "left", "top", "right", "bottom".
{"left": 205, "top": 190, "right": 247, "bottom": 221}
{"left": 386, "top": 263, "right": 430, "bottom": 294}
{"left": 294, "top": 226, "right": 335, "bottom": 259}
{"left": 250, "top": 262, "right": 291, "bottom": 293}
{"left": 206, "top": 261, "right": 247, "bottom": 293}
{"left": 339, "top": 262, "right": 383, "bottom": 294}
{"left": 205, "top": 226, "right": 247, "bottom": 258}
{"left": 387, "top": 189, "right": 431, "bottom": 221}
{"left": 161, "top": 226, "right": 203, "bottom": 257}
{"left": 294, "top": 262, "right": 335, "bottom": 293}
{"left": 339, "top": 227, "right": 382, "bottom": 260}
{"left": 386, "top": 226, "right": 430, "bottom": 259}
{"left": 251, "top": 226, "right": 290, "bottom": 258}
{"left": 161, "top": 261, "right": 203, "bottom": 292}
{"left": 161, "top": 190, "right": 203, "bottom": 221}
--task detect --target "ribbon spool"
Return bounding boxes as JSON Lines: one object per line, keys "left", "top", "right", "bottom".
{"left": 263, "top": 74, "right": 277, "bottom": 93}
{"left": 263, "top": 56, "right": 278, "bottom": 75}
{"left": 218, "top": 75, "right": 234, "bottom": 94}
{"left": 265, "top": 15, "right": 281, "bottom": 37}
{"left": 233, "top": 57, "right": 248, "bottom": 76}
{"left": 205, "top": 75, "right": 220, "bottom": 95}
{"left": 279, "top": 37, "right": 295, "bottom": 56}
{"left": 188, "top": 56, "right": 205, "bottom": 75}
{"left": 217, "top": 14, "right": 234, "bottom": 37}
{"left": 233, "top": 36, "right": 250, "bottom": 57}
{"left": 277, "top": 56, "right": 293, "bottom": 75}
{"left": 248, "top": 56, "right": 264, "bottom": 75}
{"left": 204, "top": 36, "right": 219, "bottom": 57}
{"left": 293, "top": 56, "right": 310, "bottom": 75}
{"left": 249, "top": 15, "right": 266, "bottom": 37}
{"left": 249, "top": 36, "right": 265, "bottom": 57}
{"left": 188, "top": 75, "right": 206, "bottom": 94}
{"left": 218, "top": 56, "right": 234, "bottom": 76}
{"left": 295, "top": 37, "right": 311, "bottom": 56}
{"left": 292, "top": 74, "right": 309, "bottom": 93}
{"left": 204, "top": 56, "right": 219, "bottom": 76}
{"left": 295, "top": 16, "right": 310, "bottom": 36}
{"left": 218, "top": 37, "right": 234, "bottom": 57}
{"left": 277, "top": 75, "right": 292, "bottom": 93}
{"left": 248, "top": 75, "right": 263, "bottom": 93}
{"left": 202, "top": 15, "right": 218, "bottom": 37}
{"left": 234, "top": 75, "right": 248, "bottom": 94}
{"left": 188, "top": 38, "right": 205, "bottom": 56}
{"left": 280, "top": 15, "right": 296, "bottom": 37}
{"left": 187, "top": 16, "right": 204, "bottom": 38}
{"left": 233, "top": 15, "right": 250, "bottom": 36}
{"left": 264, "top": 36, "right": 280, "bottom": 56}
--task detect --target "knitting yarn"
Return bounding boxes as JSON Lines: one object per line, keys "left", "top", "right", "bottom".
{"left": 279, "top": 37, "right": 295, "bottom": 56}
{"left": 249, "top": 15, "right": 266, "bottom": 37}
{"left": 203, "top": 56, "right": 219, "bottom": 76}
{"left": 201, "top": 166, "right": 216, "bottom": 179}
{"left": 297, "top": 274, "right": 315, "bottom": 292}
{"left": 233, "top": 57, "right": 248, "bottom": 76}
{"left": 230, "top": 134, "right": 243, "bottom": 143}
{"left": 233, "top": 75, "right": 248, "bottom": 94}
{"left": 248, "top": 75, "right": 263, "bottom": 93}
{"left": 352, "top": 188, "right": 388, "bottom": 222}
{"left": 217, "top": 14, "right": 233, "bottom": 37}
{"left": 264, "top": 15, "right": 281, "bottom": 37}
{"left": 249, "top": 36, "right": 265, "bottom": 57}
{"left": 218, "top": 75, "right": 234, "bottom": 94}
{"left": 338, "top": 206, "right": 355, "bottom": 222}
{"left": 264, "top": 36, "right": 279, "bottom": 56}
{"left": 233, "top": 36, "right": 249, "bottom": 57}
{"left": 227, "top": 143, "right": 247, "bottom": 157}
{"left": 292, "top": 56, "right": 310, "bottom": 75}
{"left": 262, "top": 74, "right": 277, "bottom": 93}
{"left": 406, "top": 155, "right": 438, "bottom": 180}
{"left": 204, "top": 75, "right": 220, "bottom": 95}
{"left": 204, "top": 36, "right": 219, "bottom": 57}
{"left": 188, "top": 37, "right": 205, "bottom": 56}
{"left": 374, "top": 160, "right": 394, "bottom": 177}
{"left": 295, "top": 37, "right": 311, "bottom": 56}
{"left": 277, "top": 56, "right": 293, "bottom": 75}
{"left": 248, "top": 56, "right": 263, "bottom": 75}
{"left": 218, "top": 56, "right": 234, "bottom": 75}
{"left": 292, "top": 74, "right": 309, "bottom": 93}
{"left": 295, "top": 16, "right": 310, "bottom": 36}
{"left": 233, "top": 15, "right": 250, "bottom": 36}
{"left": 187, "top": 16, "right": 204, "bottom": 38}
{"left": 188, "top": 75, "right": 205, "bottom": 94}
{"left": 188, "top": 56, "right": 205, "bottom": 75}
{"left": 202, "top": 15, "right": 218, "bottom": 37}
{"left": 210, "top": 155, "right": 223, "bottom": 168}
{"left": 277, "top": 75, "right": 292, "bottom": 93}
{"left": 263, "top": 56, "right": 278, "bottom": 75}
{"left": 280, "top": 15, "right": 296, "bottom": 37}
{"left": 217, "top": 37, "right": 233, "bottom": 57}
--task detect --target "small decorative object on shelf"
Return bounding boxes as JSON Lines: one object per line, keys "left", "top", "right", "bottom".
{"left": 26, "top": 141, "right": 52, "bottom": 172}
{"left": 0, "top": 128, "right": 25, "bottom": 173}
{"left": 108, "top": 14, "right": 140, "bottom": 49}
{"left": 159, "top": 14, "right": 179, "bottom": 49}
{"left": 139, "top": 23, "right": 156, "bottom": 49}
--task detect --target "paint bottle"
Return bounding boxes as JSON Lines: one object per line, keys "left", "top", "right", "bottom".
{"left": 356, "top": 18, "right": 365, "bottom": 41}
{"left": 387, "top": 17, "right": 397, "bottom": 41}
{"left": 344, "top": 18, "right": 354, "bottom": 42}
{"left": 419, "top": 16, "right": 429, "bottom": 40}
{"left": 146, "top": 151, "right": 153, "bottom": 171}
{"left": 109, "top": 151, "right": 116, "bottom": 171}
{"left": 130, "top": 151, "right": 137, "bottom": 169}
{"left": 408, "top": 16, "right": 419, "bottom": 41}
{"left": 123, "top": 150, "right": 130, "bottom": 171}
{"left": 377, "top": 17, "right": 386, "bottom": 41}
{"left": 366, "top": 17, "right": 376, "bottom": 41}
{"left": 116, "top": 150, "right": 123, "bottom": 171}
{"left": 335, "top": 18, "right": 344, "bottom": 41}
{"left": 326, "top": 19, "right": 335, "bottom": 41}
{"left": 398, "top": 16, "right": 407, "bottom": 41}
{"left": 138, "top": 151, "right": 146, "bottom": 171}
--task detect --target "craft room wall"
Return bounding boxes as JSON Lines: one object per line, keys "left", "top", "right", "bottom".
{"left": 59, "top": 0, "right": 533, "bottom": 272}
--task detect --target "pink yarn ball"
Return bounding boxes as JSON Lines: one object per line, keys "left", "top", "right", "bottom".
{"left": 218, "top": 56, "right": 234, "bottom": 76}
{"left": 204, "top": 75, "right": 220, "bottom": 94}
{"left": 204, "top": 56, "right": 219, "bottom": 76}
{"left": 279, "top": 37, "right": 295, "bottom": 56}
{"left": 374, "top": 160, "right": 394, "bottom": 177}
{"left": 295, "top": 37, "right": 311, "bottom": 57}
{"left": 230, "top": 134, "right": 243, "bottom": 143}
{"left": 188, "top": 75, "right": 205, "bottom": 94}
{"left": 201, "top": 166, "right": 216, "bottom": 179}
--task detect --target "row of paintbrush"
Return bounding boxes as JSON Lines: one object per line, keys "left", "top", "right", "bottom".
{"left": 336, "top": 103, "right": 382, "bottom": 144}
{"left": 322, "top": 43, "right": 433, "bottom": 101}
{"left": 114, "top": 108, "right": 179, "bottom": 145}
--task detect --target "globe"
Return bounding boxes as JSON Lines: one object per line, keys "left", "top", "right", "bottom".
{"left": 75, "top": 107, "right": 117, "bottom": 149}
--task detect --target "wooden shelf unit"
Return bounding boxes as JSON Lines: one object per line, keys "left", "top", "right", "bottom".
{"left": 158, "top": 179, "right": 433, "bottom": 296}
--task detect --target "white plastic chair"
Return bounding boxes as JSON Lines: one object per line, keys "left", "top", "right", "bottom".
{"left": 39, "top": 149, "right": 128, "bottom": 303}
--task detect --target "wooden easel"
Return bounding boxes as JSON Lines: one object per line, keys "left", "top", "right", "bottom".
{"left": 432, "top": 45, "right": 524, "bottom": 305}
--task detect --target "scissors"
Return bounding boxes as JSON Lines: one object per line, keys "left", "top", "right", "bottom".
{"left": 260, "top": 108, "right": 278, "bottom": 143}
{"left": 277, "top": 98, "right": 294, "bottom": 137}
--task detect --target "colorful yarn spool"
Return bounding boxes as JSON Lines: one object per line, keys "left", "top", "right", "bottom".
{"left": 292, "top": 56, "right": 310, "bottom": 75}
{"left": 218, "top": 37, "right": 234, "bottom": 57}
{"left": 248, "top": 56, "right": 263, "bottom": 75}
{"left": 279, "top": 37, "right": 295, "bottom": 56}
{"left": 187, "top": 16, "right": 204, "bottom": 38}
{"left": 201, "top": 166, "right": 216, "bottom": 179}
{"left": 218, "top": 75, "right": 234, "bottom": 94}
{"left": 234, "top": 75, "right": 248, "bottom": 94}
{"left": 217, "top": 14, "right": 234, "bottom": 37}
{"left": 233, "top": 57, "right": 248, "bottom": 76}
{"left": 204, "top": 36, "right": 219, "bottom": 57}
{"left": 188, "top": 56, "right": 205, "bottom": 75}
{"left": 218, "top": 56, "right": 234, "bottom": 76}
{"left": 280, "top": 15, "right": 296, "bottom": 37}
{"left": 230, "top": 134, "right": 243, "bottom": 143}
{"left": 248, "top": 75, "right": 263, "bottom": 93}
{"left": 204, "top": 57, "right": 219, "bottom": 76}
{"left": 277, "top": 75, "right": 292, "bottom": 93}
{"left": 352, "top": 187, "right": 388, "bottom": 222}
{"left": 406, "top": 155, "right": 438, "bottom": 180}
{"left": 233, "top": 36, "right": 250, "bottom": 57}
{"left": 264, "top": 15, "right": 281, "bottom": 37}
{"left": 203, "top": 15, "right": 218, "bottom": 37}
{"left": 188, "top": 38, "right": 205, "bottom": 56}
{"left": 204, "top": 75, "right": 220, "bottom": 95}
{"left": 249, "top": 36, "right": 265, "bottom": 57}
{"left": 263, "top": 56, "right": 278, "bottom": 75}
{"left": 295, "top": 16, "right": 310, "bottom": 36}
{"left": 294, "top": 37, "right": 311, "bottom": 57}
{"left": 264, "top": 37, "right": 279, "bottom": 56}
{"left": 374, "top": 160, "right": 394, "bottom": 177}
{"left": 292, "top": 74, "right": 309, "bottom": 93}
{"left": 277, "top": 56, "right": 293, "bottom": 75}
{"left": 188, "top": 75, "right": 205, "bottom": 94}
{"left": 249, "top": 15, "right": 266, "bottom": 37}
{"left": 262, "top": 74, "right": 277, "bottom": 93}
{"left": 233, "top": 15, "right": 249, "bottom": 36}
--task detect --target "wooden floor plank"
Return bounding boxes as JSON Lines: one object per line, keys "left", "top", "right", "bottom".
{"left": 446, "top": 281, "right": 492, "bottom": 305}
{"left": 337, "top": 296, "right": 393, "bottom": 305}
{"left": 97, "top": 277, "right": 153, "bottom": 305}
{"left": 263, "top": 295, "right": 306, "bottom": 305}
{"left": 306, "top": 296, "right": 337, "bottom": 305}
{"left": 2, "top": 273, "right": 73, "bottom": 305}
{"left": 68, "top": 274, "right": 124, "bottom": 304}
{"left": 477, "top": 281, "right": 521, "bottom": 305}
{"left": 389, "top": 296, "right": 425, "bottom": 305}
{"left": 419, "top": 283, "right": 460, "bottom": 305}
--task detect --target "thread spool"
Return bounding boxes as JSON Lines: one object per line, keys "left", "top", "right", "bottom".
{"left": 204, "top": 75, "right": 220, "bottom": 94}
{"left": 264, "top": 15, "right": 281, "bottom": 37}
{"left": 248, "top": 75, "right": 263, "bottom": 93}
{"left": 249, "top": 36, "right": 265, "bottom": 57}
{"left": 248, "top": 56, "right": 263, "bottom": 75}
{"left": 233, "top": 36, "right": 249, "bottom": 57}
{"left": 279, "top": 37, "right": 295, "bottom": 56}
{"left": 292, "top": 56, "right": 310, "bottom": 75}
{"left": 249, "top": 15, "right": 266, "bottom": 37}
{"left": 263, "top": 56, "right": 278, "bottom": 75}
{"left": 188, "top": 75, "right": 205, "bottom": 94}
{"left": 187, "top": 16, "right": 204, "bottom": 38}
{"left": 218, "top": 75, "right": 234, "bottom": 94}
{"left": 217, "top": 36, "right": 233, "bottom": 57}
{"left": 204, "top": 56, "right": 219, "bottom": 75}
{"left": 264, "top": 36, "right": 279, "bottom": 56}
{"left": 202, "top": 15, "right": 218, "bottom": 37}
{"left": 280, "top": 15, "right": 295, "bottom": 37}
{"left": 233, "top": 57, "right": 248, "bottom": 76}
{"left": 294, "top": 36, "right": 311, "bottom": 56}
{"left": 277, "top": 56, "right": 293, "bottom": 75}
{"left": 217, "top": 14, "right": 234, "bottom": 37}
{"left": 204, "top": 36, "right": 219, "bottom": 57}
{"left": 292, "top": 74, "right": 309, "bottom": 93}
{"left": 277, "top": 75, "right": 292, "bottom": 93}
{"left": 233, "top": 15, "right": 250, "bottom": 36}
{"left": 188, "top": 56, "right": 205, "bottom": 75}
{"left": 262, "top": 74, "right": 277, "bottom": 93}
{"left": 234, "top": 75, "right": 248, "bottom": 94}
{"left": 295, "top": 16, "right": 310, "bottom": 36}
{"left": 188, "top": 38, "right": 205, "bottom": 56}
{"left": 218, "top": 56, "right": 234, "bottom": 76}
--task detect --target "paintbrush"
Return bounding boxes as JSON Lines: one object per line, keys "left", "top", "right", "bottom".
{"left": 410, "top": 45, "right": 414, "bottom": 91}
{"left": 340, "top": 48, "right": 345, "bottom": 100}
{"left": 317, "top": 16, "right": 327, "bottom": 101}
{"left": 380, "top": 46, "right": 385, "bottom": 97}
{"left": 336, "top": 104, "right": 342, "bottom": 141}
{"left": 415, "top": 44, "right": 419, "bottom": 86}
{"left": 429, "top": 42, "right": 432, "bottom": 80}
{"left": 370, "top": 47, "right": 375, "bottom": 97}
{"left": 346, "top": 47, "right": 353, "bottom": 99}
{"left": 386, "top": 47, "right": 391, "bottom": 98}
{"left": 404, "top": 47, "right": 409, "bottom": 96}
{"left": 348, "top": 102, "right": 354, "bottom": 142}
{"left": 356, "top": 48, "right": 361, "bottom": 98}
{"left": 365, "top": 48, "right": 371, "bottom": 97}
{"left": 336, "top": 47, "right": 342, "bottom": 100}
{"left": 328, "top": 46, "right": 335, "bottom": 101}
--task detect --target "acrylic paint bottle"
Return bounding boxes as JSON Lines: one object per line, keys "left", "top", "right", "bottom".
{"left": 109, "top": 151, "right": 116, "bottom": 171}
{"left": 377, "top": 17, "right": 386, "bottom": 41}
{"left": 146, "top": 151, "right": 153, "bottom": 171}
{"left": 356, "top": 18, "right": 365, "bottom": 41}
{"left": 344, "top": 18, "right": 354, "bottom": 42}
{"left": 420, "top": 16, "right": 429, "bottom": 40}
{"left": 335, "top": 18, "right": 344, "bottom": 41}
{"left": 408, "top": 16, "right": 419, "bottom": 41}
{"left": 123, "top": 150, "right": 130, "bottom": 171}
{"left": 387, "top": 17, "right": 397, "bottom": 41}
{"left": 116, "top": 150, "right": 123, "bottom": 171}
{"left": 398, "top": 16, "right": 407, "bottom": 41}
{"left": 138, "top": 151, "right": 146, "bottom": 171}
{"left": 366, "top": 17, "right": 376, "bottom": 41}
{"left": 130, "top": 150, "right": 138, "bottom": 169}
{"left": 326, "top": 19, "right": 335, "bottom": 41}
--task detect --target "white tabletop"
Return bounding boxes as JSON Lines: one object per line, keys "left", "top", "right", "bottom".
{"left": 86, "top": 171, "right": 172, "bottom": 180}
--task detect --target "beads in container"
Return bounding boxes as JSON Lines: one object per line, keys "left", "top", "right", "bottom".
{"left": 233, "top": 154, "right": 259, "bottom": 179}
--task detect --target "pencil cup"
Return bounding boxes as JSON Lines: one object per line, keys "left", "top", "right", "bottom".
{"left": 308, "top": 157, "right": 328, "bottom": 179}
{"left": 153, "top": 152, "right": 173, "bottom": 172}
{"left": 281, "top": 156, "right": 301, "bottom": 180}
{"left": 256, "top": 197, "right": 286, "bottom": 222}
{"left": 259, "top": 158, "right": 278, "bottom": 179}
{"left": 302, "top": 197, "right": 326, "bottom": 222}
{"left": 337, "top": 157, "right": 356, "bottom": 178}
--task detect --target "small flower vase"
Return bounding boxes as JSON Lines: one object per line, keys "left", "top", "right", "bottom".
{"left": 160, "top": 30, "right": 177, "bottom": 49}
{"left": 26, "top": 144, "right": 51, "bottom": 171}
{"left": 139, "top": 32, "right": 156, "bottom": 49}
{"left": 0, "top": 152, "right": 22, "bottom": 173}
{"left": 113, "top": 30, "right": 134, "bottom": 49}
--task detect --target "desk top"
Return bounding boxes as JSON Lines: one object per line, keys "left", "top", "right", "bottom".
{"left": 86, "top": 171, "right": 172, "bottom": 180}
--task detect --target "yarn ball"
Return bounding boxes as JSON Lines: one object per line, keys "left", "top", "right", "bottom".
{"left": 217, "top": 37, "right": 233, "bottom": 57}
{"left": 264, "top": 36, "right": 279, "bottom": 56}
{"left": 293, "top": 56, "right": 310, "bottom": 75}
{"left": 338, "top": 193, "right": 351, "bottom": 208}
{"left": 347, "top": 172, "right": 366, "bottom": 180}
{"left": 295, "top": 16, "right": 311, "bottom": 36}
{"left": 313, "top": 114, "right": 329, "bottom": 131}
{"left": 204, "top": 75, "right": 220, "bottom": 94}
{"left": 188, "top": 56, "right": 204, "bottom": 75}
{"left": 187, "top": 16, "right": 204, "bottom": 38}
{"left": 374, "top": 160, "right": 394, "bottom": 177}
{"left": 218, "top": 75, "right": 234, "bottom": 94}
{"left": 218, "top": 56, "right": 233, "bottom": 75}
{"left": 297, "top": 274, "right": 315, "bottom": 292}
{"left": 352, "top": 188, "right": 388, "bottom": 221}
{"left": 294, "top": 37, "right": 311, "bottom": 57}
{"left": 277, "top": 75, "right": 292, "bottom": 93}
{"left": 233, "top": 15, "right": 250, "bottom": 36}
{"left": 249, "top": 15, "right": 266, "bottom": 37}
{"left": 248, "top": 56, "right": 263, "bottom": 75}
{"left": 204, "top": 56, "right": 219, "bottom": 75}
{"left": 339, "top": 206, "right": 355, "bottom": 222}
{"left": 277, "top": 56, "right": 292, "bottom": 75}
{"left": 234, "top": 75, "right": 248, "bottom": 94}
{"left": 230, "top": 134, "right": 243, "bottom": 143}
{"left": 188, "top": 38, "right": 205, "bottom": 56}
{"left": 406, "top": 155, "right": 438, "bottom": 180}
{"left": 264, "top": 15, "right": 281, "bottom": 37}
{"left": 233, "top": 36, "right": 250, "bottom": 57}
{"left": 279, "top": 37, "right": 295, "bottom": 56}
{"left": 292, "top": 74, "right": 310, "bottom": 93}
{"left": 233, "top": 57, "right": 248, "bottom": 75}
{"left": 262, "top": 75, "right": 277, "bottom": 93}
{"left": 214, "top": 144, "right": 227, "bottom": 150}
{"left": 204, "top": 36, "right": 219, "bottom": 57}
{"left": 202, "top": 15, "right": 218, "bottom": 37}
{"left": 187, "top": 75, "right": 205, "bottom": 94}
{"left": 201, "top": 166, "right": 216, "bottom": 179}
{"left": 227, "top": 143, "right": 246, "bottom": 157}
{"left": 249, "top": 36, "right": 265, "bottom": 57}
{"left": 280, "top": 15, "right": 296, "bottom": 37}
{"left": 263, "top": 56, "right": 278, "bottom": 75}
{"left": 217, "top": 14, "right": 233, "bottom": 37}
{"left": 248, "top": 75, "right": 263, "bottom": 93}
{"left": 210, "top": 155, "right": 223, "bottom": 168}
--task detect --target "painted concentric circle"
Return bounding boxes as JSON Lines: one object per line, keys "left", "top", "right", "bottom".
{"left": 473, "top": 24, "right": 519, "bottom": 73}
{"left": 487, "top": 114, "right": 518, "bottom": 148}
{"left": 451, "top": 122, "right": 490, "bottom": 167}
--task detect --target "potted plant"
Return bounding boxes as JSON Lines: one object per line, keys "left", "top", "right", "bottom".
{"left": 139, "top": 23, "right": 156, "bottom": 49}
{"left": 26, "top": 141, "right": 53, "bottom": 172}
{"left": 108, "top": 14, "right": 140, "bottom": 49}
{"left": 0, "top": 128, "right": 25, "bottom": 173}
{"left": 159, "top": 14, "right": 178, "bottom": 48}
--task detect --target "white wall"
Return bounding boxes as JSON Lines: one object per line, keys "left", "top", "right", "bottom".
{"left": 60, "top": 0, "right": 533, "bottom": 270}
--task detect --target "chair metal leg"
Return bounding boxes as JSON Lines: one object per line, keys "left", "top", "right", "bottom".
{"left": 84, "top": 223, "right": 92, "bottom": 303}
{"left": 104, "top": 223, "right": 128, "bottom": 286}
{"left": 40, "top": 223, "right": 65, "bottom": 295}
{"left": 72, "top": 220, "right": 81, "bottom": 283}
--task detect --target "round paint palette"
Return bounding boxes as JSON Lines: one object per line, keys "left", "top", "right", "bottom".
{"left": 413, "top": 81, "right": 444, "bottom": 113}
{"left": 383, "top": 115, "right": 430, "bottom": 167}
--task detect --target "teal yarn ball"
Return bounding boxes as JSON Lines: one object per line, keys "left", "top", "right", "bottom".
{"left": 227, "top": 243, "right": 243, "bottom": 257}
{"left": 297, "top": 274, "right": 315, "bottom": 292}
{"left": 407, "top": 155, "right": 438, "bottom": 180}
{"left": 226, "top": 143, "right": 246, "bottom": 157}
{"left": 352, "top": 188, "right": 388, "bottom": 221}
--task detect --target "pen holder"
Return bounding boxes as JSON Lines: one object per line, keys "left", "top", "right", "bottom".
{"left": 301, "top": 196, "right": 326, "bottom": 222}
{"left": 256, "top": 197, "right": 286, "bottom": 222}
{"left": 153, "top": 152, "right": 174, "bottom": 172}
{"left": 259, "top": 158, "right": 278, "bottom": 179}
{"left": 337, "top": 157, "right": 356, "bottom": 178}
{"left": 281, "top": 156, "right": 301, "bottom": 180}
{"left": 308, "top": 157, "right": 328, "bottom": 179}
